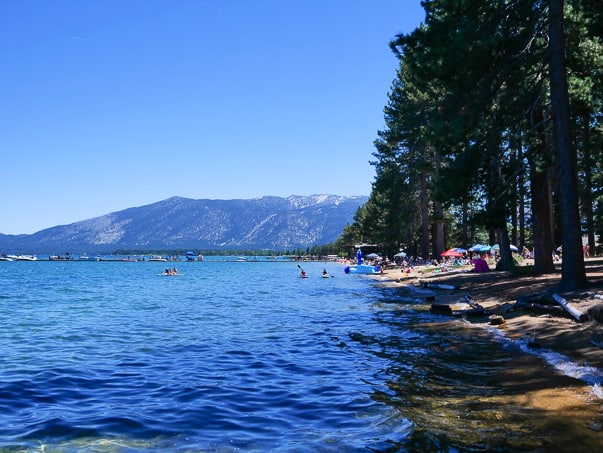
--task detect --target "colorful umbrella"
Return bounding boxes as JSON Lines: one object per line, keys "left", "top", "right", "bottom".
{"left": 441, "top": 248, "right": 463, "bottom": 257}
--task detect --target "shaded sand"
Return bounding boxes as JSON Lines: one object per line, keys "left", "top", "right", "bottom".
{"left": 369, "top": 257, "right": 603, "bottom": 448}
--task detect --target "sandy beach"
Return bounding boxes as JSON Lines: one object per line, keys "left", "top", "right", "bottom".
{"left": 368, "top": 257, "right": 603, "bottom": 448}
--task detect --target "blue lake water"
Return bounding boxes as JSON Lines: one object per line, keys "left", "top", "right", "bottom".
{"left": 1, "top": 259, "right": 602, "bottom": 451}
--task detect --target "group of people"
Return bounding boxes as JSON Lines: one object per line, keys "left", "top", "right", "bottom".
{"left": 299, "top": 268, "right": 331, "bottom": 278}
{"left": 163, "top": 267, "right": 179, "bottom": 275}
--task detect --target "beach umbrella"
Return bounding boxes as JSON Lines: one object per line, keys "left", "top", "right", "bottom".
{"left": 451, "top": 247, "right": 467, "bottom": 254}
{"left": 441, "top": 249, "right": 463, "bottom": 257}
{"left": 365, "top": 253, "right": 380, "bottom": 259}
{"left": 394, "top": 252, "right": 407, "bottom": 258}
{"left": 491, "top": 244, "right": 518, "bottom": 252}
{"left": 469, "top": 244, "right": 491, "bottom": 252}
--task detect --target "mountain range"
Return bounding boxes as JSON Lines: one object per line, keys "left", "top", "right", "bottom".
{"left": 0, "top": 195, "right": 367, "bottom": 254}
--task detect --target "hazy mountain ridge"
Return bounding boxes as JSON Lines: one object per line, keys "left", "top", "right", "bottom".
{"left": 0, "top": 195, "right": 367, "bottom": 253}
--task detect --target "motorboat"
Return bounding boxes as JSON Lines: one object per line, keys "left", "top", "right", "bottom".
{"left": 13, "top": 255, "right": 37, "bottom": 261}
{"left": 149, "top": 256, "right": 168, "bottom": 262}
{"left": 49, "top": 254, "right": 73, "bottom": 261}
{"left": 79, "top": 254, "right": 100, "bottom": 261}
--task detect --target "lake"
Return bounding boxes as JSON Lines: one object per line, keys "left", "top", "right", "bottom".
{"left": 0, "top": 259, "right": 601, "bottom": 451}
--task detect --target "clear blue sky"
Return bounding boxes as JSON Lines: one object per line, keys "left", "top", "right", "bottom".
{"left": 1, "top": 1, "right": 425, "bottom": 235}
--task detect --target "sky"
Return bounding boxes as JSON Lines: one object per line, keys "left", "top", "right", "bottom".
{"left": 1, "top": 0, "right": 425, "bottom": 235}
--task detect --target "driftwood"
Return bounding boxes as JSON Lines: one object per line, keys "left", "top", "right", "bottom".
{"left": 552, "top": 293, "right": 588, "bottom": 322}
{"left": 513, "top": 300, "right": 564, "bottom": 314}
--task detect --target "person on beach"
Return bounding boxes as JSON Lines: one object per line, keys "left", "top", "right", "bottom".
{"left": 471, "top": 255, "right": 490, "bottom": 273}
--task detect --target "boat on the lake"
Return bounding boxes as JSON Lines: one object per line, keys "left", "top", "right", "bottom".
{"left": 79, "top": 254, "right": 100, "bottom": 261}
{"left": 13, "top": 255, "right": 37, "bottom": 261}
{"left": 149, "top": 256, "right": 168, "bottom": 262}
{"left": 49, "top": 254, "right": 73, "bottom": 261}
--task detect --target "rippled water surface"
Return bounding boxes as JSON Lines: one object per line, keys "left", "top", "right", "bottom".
{"left": 0, "top": 260, "right": 601, "bottom": 451}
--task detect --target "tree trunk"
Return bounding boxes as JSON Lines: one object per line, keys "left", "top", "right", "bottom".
{"left": 549, "top": 0, "right": 587, "bottom": 290}
{"left": 495, "top": 226, "right": 515, "bottom": 271}
{"left": 420, "top": 169, "right": 430, "bottom": 261}
{"left": 510, "top": 136, "right": 520, "bottom": 247}
{"left": 581, "top": 114, "right": 595, "bottom": 257}
{"left": 433, "top": 201, "right": 446, "bottom": 260}
{"left": 484, "top": 140, "right": 515, "bottom": 272}
{"left": 462, "top": 199, "right": 469, "bottom": 249}
{"left": 530, "top": 159, "right": 556, "bottom": 274}
{"left": 432, "top": 150, "right": 445, "bottom": 260}
{"left": 518, "top": 145, "right": 526, "bottom": 251}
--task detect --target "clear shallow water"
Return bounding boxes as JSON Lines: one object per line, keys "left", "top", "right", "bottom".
{"left": 0, "top": 260, "right": 601, "bottom": 452}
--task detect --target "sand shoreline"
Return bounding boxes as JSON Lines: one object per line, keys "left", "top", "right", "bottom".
{"left": 366, "top": 259, "right": 603, "bottom": 445}
{"left": 369, "top": 258, "right": 603, "bottom": 370}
